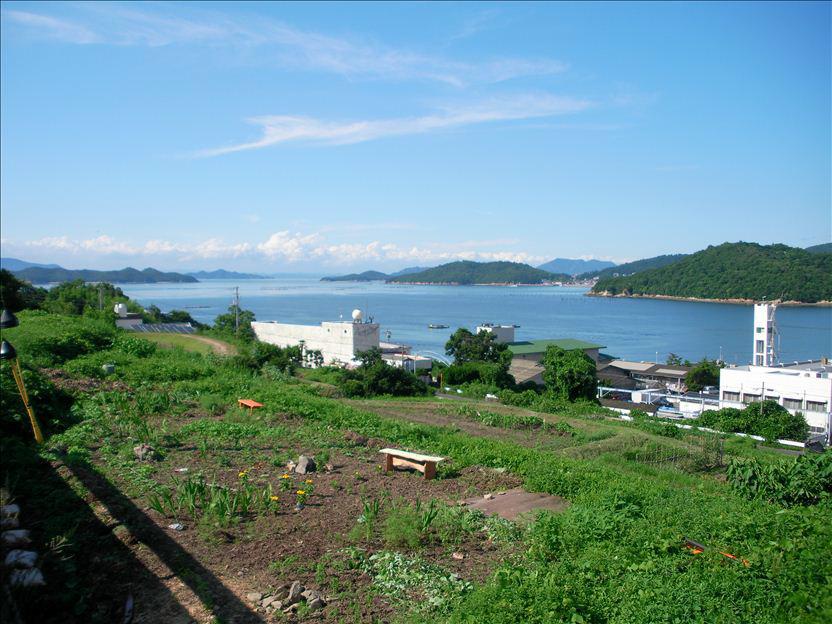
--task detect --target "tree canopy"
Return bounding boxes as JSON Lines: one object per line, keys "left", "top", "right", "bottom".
{"left": 686, "top": 358, "right": 722, "bottom": 391}
{"left": 213, "top": 305, "right": 256, "bottom": 340}
{"left": 592, "top": 242, "right": 832, "bottom": 303}
{"left": 445, "top": 328, "right": 510, "bottom": 365}
{"left": 541, "top": 346, "right": 598, "bottom": 401}
{"left": 389, "top": 261, "right": 569, "bottom": 285}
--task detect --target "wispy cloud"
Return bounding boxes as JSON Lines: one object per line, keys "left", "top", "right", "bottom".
{"left": 13, "top": 231, "right": 548, "bottom": 266}
{"left": 2, "top": 5, "right": 566, "bottom": 86}
{"left": 195, "top": 94, "right": 592, "bottom": 156}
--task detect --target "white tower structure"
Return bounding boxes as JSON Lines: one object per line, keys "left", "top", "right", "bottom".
{"left": 752, "top": 303, "right": 777, "bottom": 366}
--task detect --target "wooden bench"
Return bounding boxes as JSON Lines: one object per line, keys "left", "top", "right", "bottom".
{"left": 379, "top": 448, "right": 444, "bottom": 480}
{"left": 237, "top": 399, "right": 263, "bottom": 416}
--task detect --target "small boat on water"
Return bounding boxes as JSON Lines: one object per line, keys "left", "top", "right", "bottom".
{"left": 428, "top": 324, "right": 449, "bottom": 329}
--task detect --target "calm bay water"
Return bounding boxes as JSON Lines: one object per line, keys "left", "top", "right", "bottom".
{"left": 118, "top": 277, "right": 832, "bottom": 365}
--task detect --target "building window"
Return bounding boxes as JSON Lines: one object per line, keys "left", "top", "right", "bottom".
{"left": 756, "top": 327, "right": 763, "bottom": 333}
{"left": 783, "top": 398, "right": 802, "bottom": 410}
{"left": 809, "top": 425, "right": 827, "bottom": 434}
{"left": 722, "top": 391, "right": 740, "bottom": 402}
{"left": 755, "top": 340, "right": 764, "bottom": 353}
{"left": 806, "top": 401, "right": 828, "bottom": 413}
{"left": 755, "top": 356, "right": 764, "bottom": 365}
{"left": 742, "top": 393, "right": 761, "bottom": 404}
{"left": 765, "top": 395, "right": 779, "bottom": 403}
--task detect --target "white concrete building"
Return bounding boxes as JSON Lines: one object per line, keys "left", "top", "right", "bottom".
{"left": 476, "top": 324, "right": 516, "bottom": 344}
{"left": 720, "top": 362, "right": 832, "bottom": 437}
{"left": 752, "top": 303, "right": 778, "bottom": 366}
{"left": 719, "top": 303, "right": 832, "bottom": 441}
{"left": 252, "top": 313, "right": 379, "bottom": 367}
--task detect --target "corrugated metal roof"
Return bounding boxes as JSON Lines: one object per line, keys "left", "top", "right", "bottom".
{"left": 507, "top": 338, "right": 605, "bottom": 355}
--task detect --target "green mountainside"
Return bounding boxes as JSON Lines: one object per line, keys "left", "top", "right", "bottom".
{"left": 186, "top": 269, "right": 263, "bottom": 279}
{"left": 321, "top": 270, "right": 390, "bottom": 282}
{"left": 591, "top": 242, "right": 832, "bottom": 303}
{"left": 387, "top": 261, "right": 569, "bottom": 285}
{"left": 14, "top": 266, "right": 198, "bottom": 284}
{"left": 805, "top": 242, "right": 832, "bottom": 254}
{"left": 579, "top": 253, "right": 687, "bottom": 279}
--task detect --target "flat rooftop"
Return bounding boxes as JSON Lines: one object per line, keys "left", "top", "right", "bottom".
{"left": 507, "top": 338, "right": 605, "bottom": 355}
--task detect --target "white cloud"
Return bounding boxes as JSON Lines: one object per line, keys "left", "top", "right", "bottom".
{"left": 3, "top": 6, "right": 566, "bottom": 86}
{"left": 3, "top": 10, "right": 99, "bottom": 44}
{"left": 12, "top": 231, "right": 547, "bottom": 266}
{"left": 196, "top": 94, "right": 592, "bottom": 156}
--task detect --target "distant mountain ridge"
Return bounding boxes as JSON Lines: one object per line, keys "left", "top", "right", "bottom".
{"left": 537, "top": 257, "right": 616, "bottom": 276}
{"left": 187, "top": 269, "right": 264, "bottom": 279}
{"left": 387, "top": 261, "right": 570, "bottom": 285}
{"left": 591, "top": 242, "right": 831, "bottom": 303}
{"left": 805, "top": 242, "right": 832, "bottom": 254}
{"left": 13, "top": 266, "right": 198, "bottom": 284}
{"left": 321, "top": 270, "right": 389, "bottom": 282}
{"left": 579, "top": 254, "right": 688, "bottom": 279}
{"left": 0, "top": 257, "right": 62, "bottom": 271}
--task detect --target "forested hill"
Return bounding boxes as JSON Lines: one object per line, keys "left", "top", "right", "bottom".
{"left": 805, "top": 242, "right": 832, "bottom": 254}
{"left": 591, "top": 242, "right": 832, "bottom": 303}
{"left": 14, "top": 266, "right": 198, "bottom": 284}
{"left": 579, "top": 253, "right": 687, "bottom": 279}
{"left": 321, "top": 270, "right": 389, "bottom": 282}
{"left": 387, "top": 261, "right": 569, "bottom": 285}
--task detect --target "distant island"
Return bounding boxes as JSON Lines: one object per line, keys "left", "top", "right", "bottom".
{"left": 321, "top": 266, "right": 430, "bottom": 282}
{"left": 591, "top": 242, "right": 832, "bottom": 304}
{"left": 0, "top": 257, "right": 63, "bottom": 272}
{"left": 187, "top": 269, "right": 264, "bottom": 279}
{"left": 387, "top": 261, "right": 570, "bottom": 285}
{"left": 537, "top": 257, "right": 616, "bottom": 275}
{"left": 806, "top": 242, "right": 832, "bottom": 254}
{"left": 13, "top": 266, "right": 198, "bottom": 284}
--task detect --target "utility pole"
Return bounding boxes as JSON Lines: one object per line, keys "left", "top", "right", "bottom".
{"left": 234, "top": 286, "right": 240, "bottom": 337}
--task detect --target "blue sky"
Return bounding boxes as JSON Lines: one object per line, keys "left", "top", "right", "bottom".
{"left": 1, "top": 1, "right": 829, "bottom": 272}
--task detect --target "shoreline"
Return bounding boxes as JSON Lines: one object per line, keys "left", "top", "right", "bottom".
{"left": 586, "top": 292, "right": 832, "bottom": 307}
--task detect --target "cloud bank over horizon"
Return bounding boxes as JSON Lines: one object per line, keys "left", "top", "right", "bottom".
{"left": 2, "top": 231, "right": 600, "bottom": 272}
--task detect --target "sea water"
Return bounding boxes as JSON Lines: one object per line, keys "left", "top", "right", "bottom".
{"left": 117, "top": 277, "right": 832, "bottom": 365}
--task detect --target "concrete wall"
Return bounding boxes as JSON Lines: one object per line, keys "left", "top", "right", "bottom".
{"left": 720, "top": 366, "right": 832, "bottom": 433}
{"left": 252, "top": 321, "right": 379, "bottom": 366}
{"left": 476, "top": 325, "right": 515, "bottom": 344}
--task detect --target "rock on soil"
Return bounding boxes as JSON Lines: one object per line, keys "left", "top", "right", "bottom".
{"left": 4, "top": 549, "right": 38, "bottom": 569}
{"left": 343, "top": 431, "right": 368, "bottom": 446}
{"left": 9, "top": 568, "right": 45, "bottom": 587}
{"left": 295, "top": 456, "right": 316, "bottom": 474}
{"left": 133, "top": 444, "right": 159, "bottom": 462}
{"left": 2, "top": 529, "right": 32, "bottom": 548}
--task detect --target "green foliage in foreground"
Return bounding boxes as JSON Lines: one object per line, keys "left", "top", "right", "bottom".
{"left": 727, "top": 454, "right": 832, "bottom": 507}
{"left": 592, "top": 242, "right": 832, "bottom": 303}
{"left": 3, "top": 311, "right": 832, "bottom": 623}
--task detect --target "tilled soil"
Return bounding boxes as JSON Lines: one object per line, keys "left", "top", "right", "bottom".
{"left": 80, "top": 442, "right": 522, "bottom": 624}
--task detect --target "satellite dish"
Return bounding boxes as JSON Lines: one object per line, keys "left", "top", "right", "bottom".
{"left": 351, "top": 309, "right": 363, "bottom": 322}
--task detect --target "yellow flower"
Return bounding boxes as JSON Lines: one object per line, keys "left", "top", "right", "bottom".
{"left": 296, "top": 490, "right": 306, "bottom": 495}
{"left": 305, "top": 479, "right": 313, "bottom": 484}
{"left": 238, "top": 471, "right": 247, "bottom": 478}
{"left": 270, "top": 495, "right": 279, "bottom": 501}
{"left": 281, "top": 474, "right": 290, "bottom": 479}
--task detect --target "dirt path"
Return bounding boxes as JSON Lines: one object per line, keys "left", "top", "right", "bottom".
{"left": 188, "top": 335, "right": 237, "bottom": 355}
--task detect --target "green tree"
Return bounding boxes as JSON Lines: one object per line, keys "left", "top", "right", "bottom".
{"left": 666, "top": 353, "right": 691, "bottom": 366}
{"left": 0, "top": 270, "right": 46, "bottom": 312}
{"left": 541, "top": 346, "right": 597, "bottom": 401}
{"left": 213, "top": 304, "right": 256, "bottom": 340}
{"left": 356, "top": 347, "right": 383, "bottom": 368}
{"left": 445, "top": 328, "right": 509, "bottom": 364}
{"left": 686, "top": 358, "right": 722, "bottom": 391}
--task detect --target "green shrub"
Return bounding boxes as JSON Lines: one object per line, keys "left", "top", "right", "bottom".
{"left": 695, "top": 401, "right": 809, "bottom": 441}
{"left": 2, "top": 311, "right": 116, "bottom": 366}
{"left": 113, "top": 334, "right": 157, "bottom": 357}
{"left": 727, "top": 454, "right": 832, "bottom": 506}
